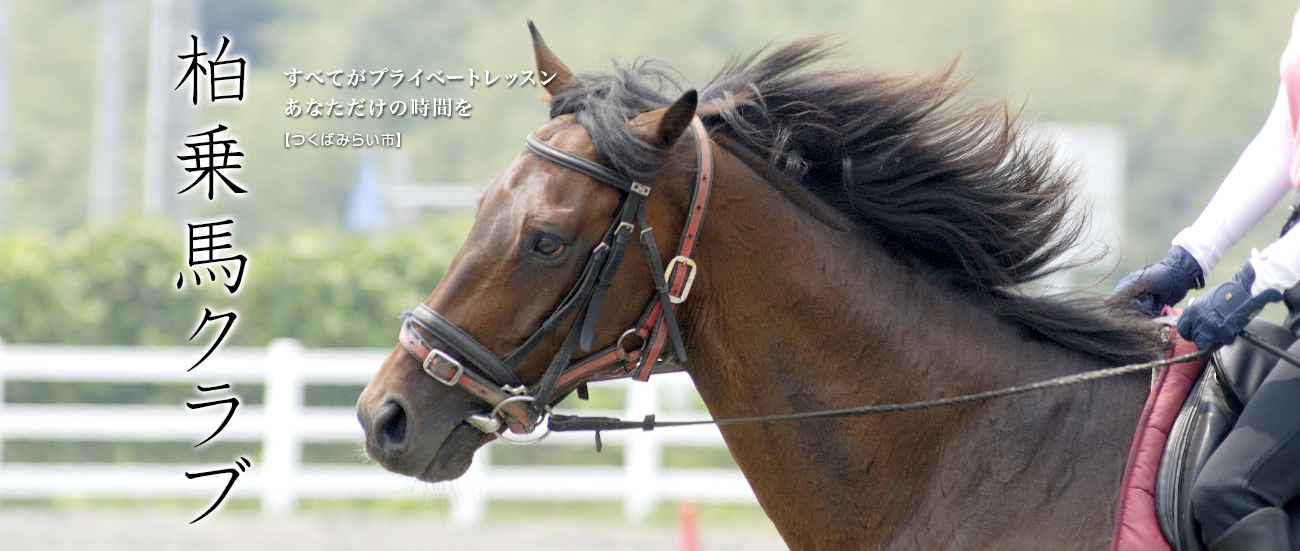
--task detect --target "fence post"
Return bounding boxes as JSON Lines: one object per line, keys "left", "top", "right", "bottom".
{"left": 262, "top": 338, "right": 304, "bottom": 515}
{"left": 450, "top": 445, "right": 488, "bottom": 524}
{"left": 624, "top": 378, "right": 661, "bottom": 522}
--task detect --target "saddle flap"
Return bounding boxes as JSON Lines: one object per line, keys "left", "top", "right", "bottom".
{"left": 1155, "top": 318, "right": 1296, "bottom": 550}
{"left": 1156, "top": 360, "right": 1240, "bottom": 551}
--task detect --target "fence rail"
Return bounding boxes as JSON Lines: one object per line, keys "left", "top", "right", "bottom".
{"left": 0, "top": 340, "right": 756, "bottom": 523}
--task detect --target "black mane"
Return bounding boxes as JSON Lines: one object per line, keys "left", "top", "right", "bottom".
{"left": 549, "top": 38, "right": 1162, "bottom": 365}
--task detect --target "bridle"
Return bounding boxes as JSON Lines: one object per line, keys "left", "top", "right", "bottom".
{"left": 397, "top": 116, "right": 714, "bottom": 437}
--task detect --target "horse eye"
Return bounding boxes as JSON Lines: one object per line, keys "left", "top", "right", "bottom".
{"left": 534, "top": 235, "right": 565, "bottom": 256}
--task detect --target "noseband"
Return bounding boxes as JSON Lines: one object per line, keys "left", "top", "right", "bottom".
{"left": 398, "top": 117, "right": 714, "bottom": 436}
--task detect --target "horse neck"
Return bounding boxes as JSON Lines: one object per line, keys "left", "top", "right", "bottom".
{"left": 676, "top": 147, "right": 1148, "bottom": 550}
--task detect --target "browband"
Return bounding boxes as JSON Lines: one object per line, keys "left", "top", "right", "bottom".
{"left": 525, "top": 134, "right": 648, "bottom": 197}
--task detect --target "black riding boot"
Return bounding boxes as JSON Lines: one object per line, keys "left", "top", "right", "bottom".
{"left": 1206, "top": 507, "right": 1291, "bottom": 551}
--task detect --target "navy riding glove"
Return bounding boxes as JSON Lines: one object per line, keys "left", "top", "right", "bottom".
{"left": 1176, "top": 262, "right": 1283, "bottom": 350}
{"left": 1111, "top": 245, "right": 1205, "bottom": 317}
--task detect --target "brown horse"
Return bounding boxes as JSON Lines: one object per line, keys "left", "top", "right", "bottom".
{"left": 357, "top": 24, "right": 1165, "bottom": 550}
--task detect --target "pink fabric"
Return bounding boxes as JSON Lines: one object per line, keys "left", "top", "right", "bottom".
{"left": 1284, "top": 10, "right": 1300, "bottom": 187}
{"left": 1110, "top": 309, "right": 1211, "bottom": 551}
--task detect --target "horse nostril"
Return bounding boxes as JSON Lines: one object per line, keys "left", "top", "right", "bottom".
{"left": 374, "top": 400, "right": 410, "bottom": 453}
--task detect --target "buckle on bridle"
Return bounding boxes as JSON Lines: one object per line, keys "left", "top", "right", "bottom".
{"left": 494, "top": 395, "right": 553, "bottom": 444}
{"left": 665, "top": 256, "right": 697, "bottom": 304}
{"left": 423, "top": 349, "right": 466, "bottom": 386}
{"left": 465, "top": 394, "right": 549, "bottom": 441}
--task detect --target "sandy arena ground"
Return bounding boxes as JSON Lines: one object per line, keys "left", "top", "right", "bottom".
{"left": 0, "top": 510, "right": 789, "bottom": 551}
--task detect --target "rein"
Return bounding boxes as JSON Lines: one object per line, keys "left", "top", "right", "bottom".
{"left": 548, "top": 347, "right": 1215, "bottom": 449}
{"left": 551, "top": 327, "right": 1300, "bottom": 444}
{"left": 398, "top": 117, "right": 714, "bottom": 437}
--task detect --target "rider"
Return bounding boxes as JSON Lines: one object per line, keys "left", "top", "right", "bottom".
{"left": 1112, "top": 8, "right": 1300, "bottom": 551}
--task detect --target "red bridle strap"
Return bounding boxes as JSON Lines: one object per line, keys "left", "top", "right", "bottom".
{"left": 629, "top": 117, "right": 713, "bottom": 381}
{"left": 557, "top": 116, "right": 714, "bottom": 388}
{"left": 399, "top": 317, "right": 537, "bottom": 433}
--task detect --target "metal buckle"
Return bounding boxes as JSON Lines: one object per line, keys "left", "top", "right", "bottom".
{"left": 618, "top": 327, "right": 646, "bottom": 351}
{"left": 423, "top": 349, "right": 465, "bottom": 386}
{"left": 491, "top": 394, "right": 536, "bottom": 421}
{"left": 664, "top": 256, "right": 697, "bottom": 304}
{"left": 492, "top": 396, "right": 552, "bottom": 444}
{"left": 630, "top": 182, "right": 651, "bottom": 196}
{"left": 465, "top": 394, "right": 546, "bottom": 440}
{"left": 498, "top": 420, "right": 551, "bottom": 445}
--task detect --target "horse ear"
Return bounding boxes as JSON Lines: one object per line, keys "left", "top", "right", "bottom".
{"left": 528, "top": 20, "right": 574, "bottom": 98}
{"left": 651, "top": 90, "right": 699, "bottom": 149}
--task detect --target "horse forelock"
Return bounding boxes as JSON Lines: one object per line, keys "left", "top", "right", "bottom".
{"left": 545, "top": 37, "right": 1162, "bottom": 365}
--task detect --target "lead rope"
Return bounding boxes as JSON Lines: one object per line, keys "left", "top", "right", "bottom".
{"left": 549, "top": 347, "right": 1216, "bottom": 451}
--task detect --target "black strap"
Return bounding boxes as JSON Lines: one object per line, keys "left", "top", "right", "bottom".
{"left": 1282, "top": 210, "right": 1300, "bottom": 239}
{"left": 1282, "top": 190, "right": 1300, "bottom": 238}
{"left": 531, "top": 310, "right": 586, "bottom": 409}
{"left": 503, "top": 239, "right": 611, "bottom": 367}
{"left": 637, "top": 207, "right": 689, "bottom": 363}
{"left": 579, "top": 198, "right": 642, "bottom": 351}
{"left": 525, "top": 134, "right": 647, "bottom": 196}
{"left": 535, "top": 197, "right": 646, "bottom": 407}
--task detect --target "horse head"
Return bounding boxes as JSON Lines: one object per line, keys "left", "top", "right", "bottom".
{"left": 356, "top": 23, "right": 704, "bottom": 482}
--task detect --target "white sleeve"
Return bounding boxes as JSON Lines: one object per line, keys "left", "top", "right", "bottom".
{"left": 1249, "top": 230, "right": 1300, "bottom": 294}
{"left": 1171, "top": 84, "right": 1295, "bottom": 279}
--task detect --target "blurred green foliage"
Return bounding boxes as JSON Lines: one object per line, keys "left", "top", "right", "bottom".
{"left": 0, "top": 214, "right": 471, "bottom": 346}
{"left": 0, "top": 219, "right": 203, "bottom": 344}
{"left": 5, "top": 0, "right": 1299, "bottom": 291}
{"left": 230, "top": 213, "right": 469, "bottom": 347}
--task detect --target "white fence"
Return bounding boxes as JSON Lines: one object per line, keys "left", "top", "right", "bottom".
{"left": 0, "top": 340, "right": 756, "bottom": 523}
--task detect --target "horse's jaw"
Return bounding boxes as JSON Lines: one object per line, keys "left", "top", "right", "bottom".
{"left": 356, "top": 351, "right": 498, "bottom": 483}
{"left": 411, "top": 421, "right": 495, "bottom": 482}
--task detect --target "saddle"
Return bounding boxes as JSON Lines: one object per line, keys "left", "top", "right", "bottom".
{"left": 1156, "top": 318, "right": 1300, "bottom": 550}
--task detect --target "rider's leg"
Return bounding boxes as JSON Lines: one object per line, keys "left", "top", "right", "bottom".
{"left": 1191, "top": 342, "right": 1300, "bottom": 550}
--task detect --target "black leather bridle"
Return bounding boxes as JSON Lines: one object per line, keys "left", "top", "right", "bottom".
{"left": 397, "top": 117, "right": 714, "bottom": 436}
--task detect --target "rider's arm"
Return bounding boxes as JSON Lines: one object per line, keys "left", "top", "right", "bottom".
{"left": 1247, "top": 204, "right": 1300, "bottom": 295}
{"left": 1171, "top": 83, "right": 1295, "bottom": 285}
